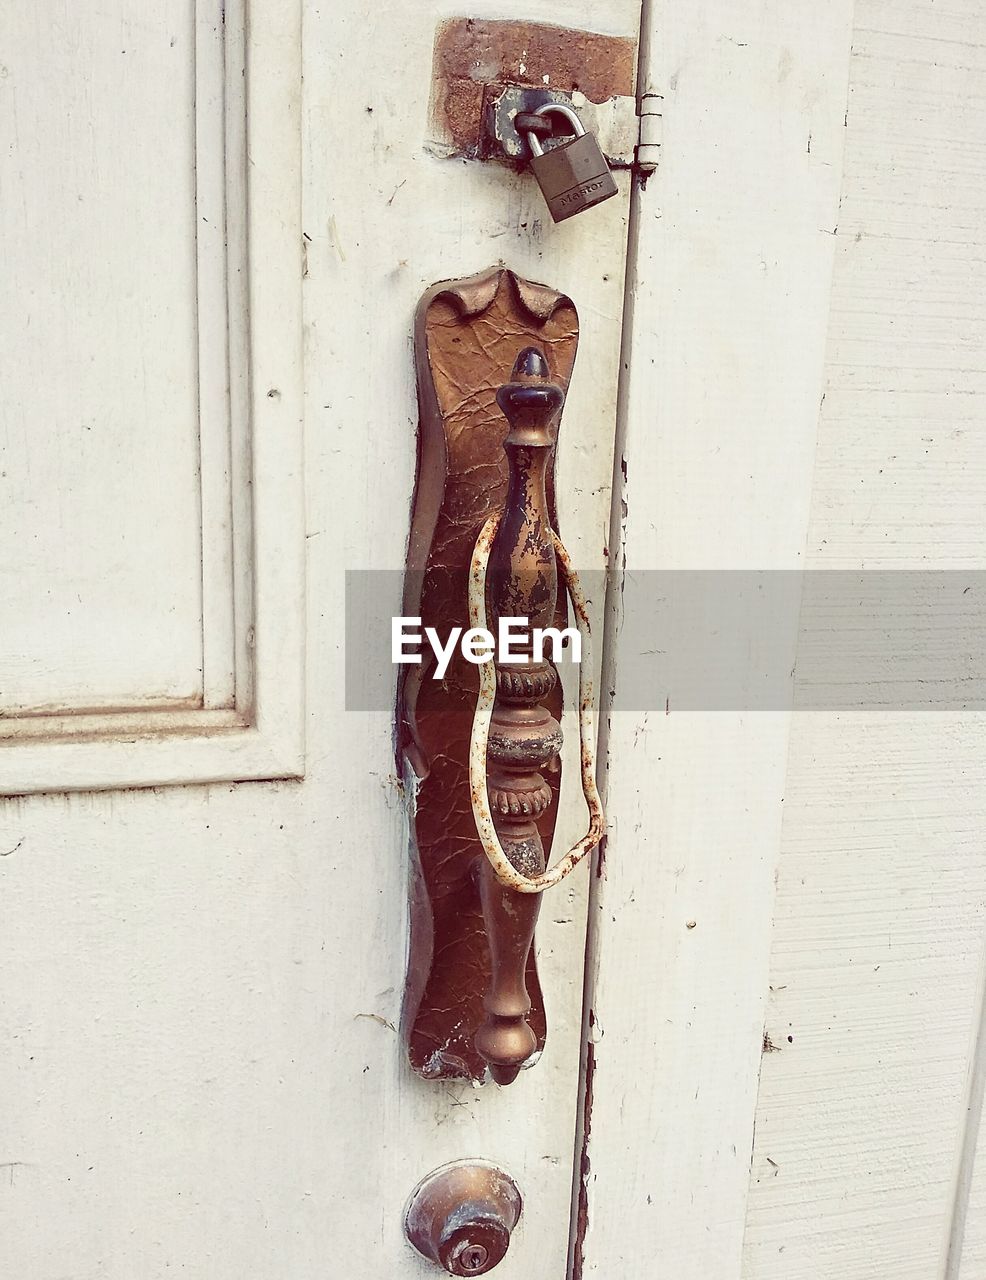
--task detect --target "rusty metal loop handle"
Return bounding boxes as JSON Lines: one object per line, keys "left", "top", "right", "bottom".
{"left": 468, "top": 514, "right": 605, "bottom": 894}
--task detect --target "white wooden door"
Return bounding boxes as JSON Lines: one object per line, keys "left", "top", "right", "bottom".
{"left": 0, "top": 2, "right": 640, "bottom": 1277}
{"left": 581, "top": 2, "right": 986, "bottom": 1278}
{"left": 6, "top": 1, "right": 986, "bottom": 1277}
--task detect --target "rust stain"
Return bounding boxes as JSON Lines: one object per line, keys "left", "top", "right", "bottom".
{"left": 431, "top": 17, "right": 637, "bottom": 156}
{"left": 595, "top": 832, "right": 607, "bottom": 879}
{"left": 573, "top": 1027, "right": 597, "bottom": 1280}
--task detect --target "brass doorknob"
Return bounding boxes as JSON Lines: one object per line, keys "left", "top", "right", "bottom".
{"left": 404, "top": 1161, "right": 522, "bottom": 1275}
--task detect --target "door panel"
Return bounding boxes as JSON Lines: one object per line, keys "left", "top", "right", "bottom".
{"left": 0, "top": 0, "right": 305, "bottom": 796}
{"left": 1, "top": 1, "right": 205, "bottom": 714}
{"left": 745, "top": 5, "right": 986, "bottom": 1275}
{"left": 574, "top": 1, "right": 857, "bottom": 1275}
{"left": 301, "top": 1, "right": 638, "bottom": 1273}
{"left": 579, "top": 1, "right": 986, "bottom": 1278}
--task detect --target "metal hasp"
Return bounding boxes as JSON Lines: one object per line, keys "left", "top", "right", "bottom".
{"left": 480, "top": 84, "right": 637, "bottom": 168}
{"left": 398, "top": 267, "right": 579, "bottom": 1083}
{"left": 428, "top": 17, "right": 637, "bottom": 163}
{"left": 404, "top": 1161, "right": 522, "bottom": 1275}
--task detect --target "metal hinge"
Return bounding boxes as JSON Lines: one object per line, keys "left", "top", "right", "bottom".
{"left": 635, "top": 91, "right": 664, "bottom": 174}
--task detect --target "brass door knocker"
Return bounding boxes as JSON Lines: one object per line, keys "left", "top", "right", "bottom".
{"left": 397, "top": 266, "right": 605, "bottom": 1086}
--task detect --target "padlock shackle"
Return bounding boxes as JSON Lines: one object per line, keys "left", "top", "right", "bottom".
{"left": 524, "top": 103, "right": 585, "bottom": 159}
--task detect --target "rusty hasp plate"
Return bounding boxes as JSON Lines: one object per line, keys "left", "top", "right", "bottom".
{"left": 398, "top": 267, "right": 578, "bottom": 1083}
{"left": 429, "top": 17, "right": 637, "bottom": 165}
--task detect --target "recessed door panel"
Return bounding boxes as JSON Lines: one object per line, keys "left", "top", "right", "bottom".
{"left": 0, "top": 1, "right": 209, "bottom": 715}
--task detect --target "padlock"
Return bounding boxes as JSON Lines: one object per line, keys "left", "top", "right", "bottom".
{"left": 523, "top": 103, "right": 619, "bottom": 223}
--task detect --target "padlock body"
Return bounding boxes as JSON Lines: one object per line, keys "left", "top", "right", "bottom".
{"left": 529, "top": 132, "right": 619, "bottom": 223}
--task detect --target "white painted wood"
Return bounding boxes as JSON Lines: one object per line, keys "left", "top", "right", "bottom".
{"left": 0, "top": 0, "right": 305, "bottom": 793}
{"left": 745, "top": 719, "right": 986, "bottom": 1280}
{"left": 957, "top": 987, "right": 986, "bottom": 1279}
{"left": 196, "top": 0, "right": 239, "bottom": 710}
{"left": 575, "top": 3, "right": 856, "bottom": 1276}
{"left": 0, "top": 1, "right": 205, "bottom": 714}
{"left": 0, "top": 3, "right": 638, "bottom": 1279}
{"left": 12, "top": 1, "right": 984, "bottom": 1274}
{"left": 743, "top": 4, "right": 986, "bottom": 1276}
